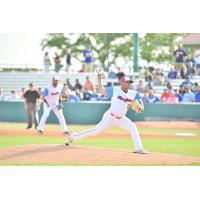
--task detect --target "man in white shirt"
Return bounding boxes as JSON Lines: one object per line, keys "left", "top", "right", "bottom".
{"left": 66, "top": 74, "right": 148, "bottom": 154}
{"left": 37, "top": 76, "right": 68, "bottom": 135}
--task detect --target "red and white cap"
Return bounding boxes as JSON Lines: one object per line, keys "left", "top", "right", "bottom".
{"left": 120, "top": 76, "right": 133, "bottom": 84}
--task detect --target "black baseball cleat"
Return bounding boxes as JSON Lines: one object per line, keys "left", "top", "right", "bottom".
{"left": 133, "top": 149, "right": 149, "bottom": 154}
{"left": 26, "top": 126, "right": 32, "bottom": 129}
{"left": 37, "top": 130, "right": 43, "bottom": 135}
{"left": 65, "top": 136, "right": 73, "bottom": 146}
{"left": 63, "top": 131, "right": 70, "bottom": 135}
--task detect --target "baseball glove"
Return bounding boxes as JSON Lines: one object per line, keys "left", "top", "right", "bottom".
{"left": 56, "top": 103, "right": 63, "bottom": 110}
{"left": 129, "top": 99, "right": 144, "bottom": 113}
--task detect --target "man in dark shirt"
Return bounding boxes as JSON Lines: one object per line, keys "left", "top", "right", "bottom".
{"left": 173, "top": 45, "right": 187, "bottom": 72}
{"left": 24, "top": 83, "right": 40, "bottom": 129}
{"left": 74, "top": 79, "right": 83, "bottom": 91}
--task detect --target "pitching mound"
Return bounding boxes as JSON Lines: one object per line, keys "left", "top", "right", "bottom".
{"left": 0, "top": 144, "right": 200, "bottom": 165}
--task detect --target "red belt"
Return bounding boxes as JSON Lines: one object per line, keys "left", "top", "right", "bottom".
{"left": 110, "top": 113, "right": 122, "bottom": 120}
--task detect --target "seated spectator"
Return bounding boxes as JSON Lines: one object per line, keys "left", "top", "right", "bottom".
{"left": 195, "top": 86, "right": 200, "bottom": 102}
{"left": 83, "top": 76, "right": 96, "bottom": 94}
{"left": 180, "top": 64, "right": 187, "bottom": 79}
{"left": 179, "top": 84, "right": 186, "bottom": 97}
{"left": 152, "top": 72, "right": 164, "bottom": 86}
{"left": 83, "top": 88, "right": 92, "bottom": 100}
{"left": 182, "top": 87, "right": 195, "bottom": 102}
{"left": 74, "top": 79, "right": 83, "bottom": 91}
{"left": 6, "top": 90, "right": 20, "bottom": 101}
{"left": 160, "top": 89, "right": 178, "bottom": 104}
{"left": 144, "top": 71, "right": 153, "bottom": 83}
{"left": 75, "top": 88, "right": 83, "bottom": 100}
{"left": 186, "top": 62, "right": 195, "bottom": 77}
{"left": 145, "top": 82, "right": 154, "bottom": 93}
{"left": 144, "top": 90, "right": 160, "bottom": 103}
{"left": 166, "top": 82, "right": 173, "bottom": 92}
{"left": 191, "top": 82, "right": 198, "bottom": 93}
{"left": 66, "top": 78, "right": 74, "bottom": 91}
{"left": 182, "top": 76, "right": 193, "bottom": 88}
{"left": 62, "top": 83, "right": 72, "bottom": 101}
{"left": 69, "top": 91, "right": 80, "bottom": 102}
{"left": 0, "top": 89, "right": 5, "bottom": 101}
{"left": 136, "top": 80, "right": 145, "bottom": 93}
{"left": 185, "top": 55, "right": 195, "bottom": 66}
{"left": 174, "top": 89, "right": 183, "bottom": 102}
{"left": 168, "top": 68, "right": 178, "bottom": 79}
{"left": 194, "top": 47, "right": 200, "bottom": 75}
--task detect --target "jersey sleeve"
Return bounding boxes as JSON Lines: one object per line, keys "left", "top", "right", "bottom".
{"left": 42, "top": 87, "right": 48, "bottom": 97}
{"left": 134, "top": 93, "right": 143, "bottom": 100}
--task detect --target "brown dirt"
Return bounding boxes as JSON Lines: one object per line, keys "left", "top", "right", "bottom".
{"left": 135, "top": 121, "right": 200, "bottom": 130}
{"left": 0, "top": 144, "right": 200, "bottom": 165}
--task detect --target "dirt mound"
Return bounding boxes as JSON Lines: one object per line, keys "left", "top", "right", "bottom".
{"left": 0, "top": 144, "right": 200, "bottom": 165}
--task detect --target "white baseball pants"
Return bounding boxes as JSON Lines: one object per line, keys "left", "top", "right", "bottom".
{"left": 71, "top": 111, "right": 143, "bottom": 151}
{"left": 37, "top": 104, "right": 68, "bottom": 132}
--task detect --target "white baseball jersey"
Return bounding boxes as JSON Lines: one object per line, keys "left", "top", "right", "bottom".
{"left": 42, "top": 84, "right": 63, "bottom": 107}
{"left": 108, "top": 86, "right": 141, "bottom": 117}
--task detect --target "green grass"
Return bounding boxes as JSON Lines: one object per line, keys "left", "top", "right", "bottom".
{"left": 1, "top": 122, "right": 200, "bottom": 135}
{"left": 0, "top": 135, "right": 64, "bottom": 148}
{"left": 0, "top": 134, "right": 200, "bottom": 157}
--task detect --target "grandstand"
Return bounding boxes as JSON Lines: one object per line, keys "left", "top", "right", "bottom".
{"left": 1, "top": 72, "right": 200, "bottom": 100}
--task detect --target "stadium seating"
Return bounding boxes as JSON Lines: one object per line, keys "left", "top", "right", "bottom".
{"left": 0, "top": 72, "right": 200, "bottom": 99}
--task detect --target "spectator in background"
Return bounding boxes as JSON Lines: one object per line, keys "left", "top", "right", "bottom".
{"left": 74, "top": 79, "right": 83, "bottom": 91}
{"left": 179, "top": 84, "right": 186, "bottom": 97}
{"left": 180, "top": 64, "right": 187, "bottom": 79}
{"left": 144, "top": 90, "right": 160, "bottom": 103}
{"left": 83, "top": 76, "right": 96, "bottom": 94}
{"left": 152, "top": 72, "right": 164, "bottom": 86}
{"left": 166, "top": 82, "right": 173, "bottom": 92}
{"left": 173, "top": 45, "right": 187, "bottom": 72}
{"left": 62, "top": 83, "right": 72, "bottom": 101}
{"left": 182, "top": 87, "right": 195, "bottom": 102}
{"left": 186, "top": 62, "right": 195, "bottom": 77}
{"left": 6, "top": 90, "right": 20, "bottom": 101}
{"left": 144, "top": 71, "right": 153, "bottom": 83}
{"left": 0, "top": 89, "right": 5, "bottom": 101}
{"left": 83, "top": 88, "right": 92, "bottom": 100}
{"left": 194, "top": 47, "right": 200, "bottom": 75}
{"left": 160, "top": 89, "right": 177, "bottom": 104}
{"left": 168, "top": 68, "right": 178, "bottom": 79}
{"left": 65, "top": 48, "right": 71, "bottom": 72}
{"left": 174, "top": 89, "right": 183, "bottom": 102}
{"left": 66, "top": 78, "right": 74, "bottom": 91}
{"left": 136, "top": 80, "right": 145, "bottom": 93}
{"left": 43, "top": 52, "right": 51, "bottom": 73}
{"left": 116, "top": 69, "right": 125, "bottom": 83}
{"left": 191, "top": 82, "right": 198, "bottom": 93}
{"left": 185, "top": 55, "right": 195, "bottom": 66}
{"left": 195, "top": 86, "right": 200, "bottom": 102}
{"left": 20, "top": 88, "right": 25, "bottom": 100}
{"left": 83, "top": 47, "right": 93, "bottom": 72}
{"left": 54, "top": 52, "right": 63, "bottom": 72}
{"left": 182, "top": 76, "right": 193, "bottom": 88}
{"left": 145, "top": 82, "right": 154, "bottom": 93}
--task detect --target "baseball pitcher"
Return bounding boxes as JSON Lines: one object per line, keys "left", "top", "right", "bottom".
{"left": 37, "top": 76, "right": 68, "bottom": 135}
{"left": 66, "top": 74, "right": 148, "bottom": 154}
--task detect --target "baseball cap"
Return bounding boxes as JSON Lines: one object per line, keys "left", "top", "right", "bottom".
{"left": 52, "top": 75, "right": 60, "bottom": 81}
{"left": 120, "top": 76, "right": 133, "bottom": 84}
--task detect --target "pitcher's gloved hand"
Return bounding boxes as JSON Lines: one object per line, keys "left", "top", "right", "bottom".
{"left": 56, "top": 103, "right": 63, "bottom": 110}
{"left": 129, "top": 99, "right": 144, "bottom": 113}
